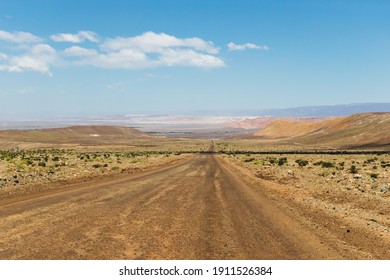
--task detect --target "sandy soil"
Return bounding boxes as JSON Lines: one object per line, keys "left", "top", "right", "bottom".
{"left": 1, "top": 154, "right": 388, "bottom": 260}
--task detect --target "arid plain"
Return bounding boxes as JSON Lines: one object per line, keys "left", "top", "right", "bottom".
{"left": 0, "top": 113, "right": 389, "bottom": 259}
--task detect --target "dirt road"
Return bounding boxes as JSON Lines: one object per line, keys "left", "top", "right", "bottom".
{"left": 0, "top": 154, "right": 388, "bottom": 259}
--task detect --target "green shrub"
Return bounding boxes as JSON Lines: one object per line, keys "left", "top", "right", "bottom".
{"left": 295, "top": 159, "right": 309, "bottom": 167}
{"left": 314, "top": 161, "right": 335, "bottom": 168}
{"left": 268, "top": 157, "right": 276, "bottom": 164}
{"left": 321, "top": 162, "right": 335, "bottom": 168}
{"left": 364, "top": 158, "right": 376, "bottom": 164}
{"left": 278, "top": 157, "right": 288, "bottom": 166}
{"left": 350, "top": 165, "right": 358, "bottom": 174}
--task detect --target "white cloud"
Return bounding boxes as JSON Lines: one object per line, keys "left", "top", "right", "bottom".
{"left": 0, "top": 30, "right": 42, "bottom": 43}
{"left": 95, "top": 32, "right": 223, "bottom": 69}
{"left": 227, "top": 42, "right": 269, "bottom": 51}
{"left": 79, "top": 48, "right": 151, "bottom": 69}
{"left": 50, "top": 31, "right": 99, "bottom": 43}
{"left": 158, "top": 49, "right": 225, "bottom": 68}
{"left": 0, "top": 29, "right": 226, "bottom": 73}
{"left": 1, "top": 44, "right": 57, "bottom": 76}
{"left": 63, "top": 46, "right": 98, "bottom": 57}
{"left": 101, "top": 32, "right": 219, "bottom": 54}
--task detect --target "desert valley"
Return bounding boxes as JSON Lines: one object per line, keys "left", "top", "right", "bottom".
{"left": 0, "top": 112, "right": 389, "bottom": 259}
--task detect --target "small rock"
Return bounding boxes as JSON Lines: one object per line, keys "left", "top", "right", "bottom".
{"left": 287, "top": 170, "right": 294, "bottom": 175}
{"left": 353, "top": 174, "right": 362, "bottom": 179}
{"left": 380, "top": 185, "right": 388, "bottom": 193}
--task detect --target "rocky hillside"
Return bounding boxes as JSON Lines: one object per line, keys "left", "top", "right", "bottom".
{"left": 254, "top": 113, "right": 390, "bottom": 149}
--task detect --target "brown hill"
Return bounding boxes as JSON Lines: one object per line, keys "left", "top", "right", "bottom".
{"left": 227, "top": 116, "right": 337, "bottom": 129}
{"left": 0, "top": 125, "right": 150, "bottom": 146}
{"left": 254, "top": 113, "right": 390, "bottom": 149}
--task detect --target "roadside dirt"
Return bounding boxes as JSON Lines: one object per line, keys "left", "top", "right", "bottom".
{"left": 0, "top": 154, "right": 388, "bottom": 259}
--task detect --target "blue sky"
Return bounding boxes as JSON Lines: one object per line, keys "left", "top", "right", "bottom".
{"left": 0, "top": 0, "right": 389, "bottom": 119}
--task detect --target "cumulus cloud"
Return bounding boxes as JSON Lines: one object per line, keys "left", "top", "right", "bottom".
{"left": 227, "top": 42, "right": 269, "bottom": 51}
{"left": 95, "top": 32, "right": 223, "bottom": 69}
{"left": 62, "top": 32, "right": 224, "bottom": 69}
{"left": 79, "top": 48, "right": 150, "bottom": 69}
{"left": 0, "top": 30, "right": 42, "bottom": 43}
{"left": 50, "top": 31, "right": 99, "bottom": 43}
{"left": 0, "top": 29, "right": 227, "bottom": 74}
{"left": 63, "top": 46, "right": 98, "bottom": 57}
{"left": 101, "top": 32, "right": 219, "bottom": 54}
{"left": 158, "top": 49, "right": 224, "bottom": 68}
{"left": 1, "top": 44, "right": 57, "bottom": 76}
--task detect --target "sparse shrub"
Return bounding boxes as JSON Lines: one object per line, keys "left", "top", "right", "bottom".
{"left": 52, "top": 156, "right": 60, "bottom": 161}
{"left": 350, "top": 165, "right": 358, "bottom": 174}
{"left": 380, "top": 161, "right": 390, "bottom": 168}
{"left": 16, "top": 163, "right": 25, "bottom": 171}
{"left": 38, "top": 162, "right": 46, "bottom": 167}
{"left": 364, "top": 158, "right": 376, "bottom": 164}
{"left": 92, "top": 164, "right": 101, "bottom": 168}
{"left": 370, "top": 174, "right": 378, "bottom": 179}
{"left": 295, "top": 159, "right": 309, "bottom": 167}
{"left": 278, "top": 157, "right": 288, "bottom": 166}
{"left": 314, "top": 161, "right": 335, "bottom": 168}
{"left": 244, "top": 158, "right": 255, "bottom": 163}
{"left": 268, "top": 157, "right": 276, "bottom": 165}
{"left": 321, "top": 161, "right": 335, "bottom": 168}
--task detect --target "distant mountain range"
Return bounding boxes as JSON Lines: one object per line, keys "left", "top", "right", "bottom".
{"left": 1, "top": 103, "right": 389, "bottom": 131}
{"left": 231, "top": 103, "right": 390, "bottom": 117}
